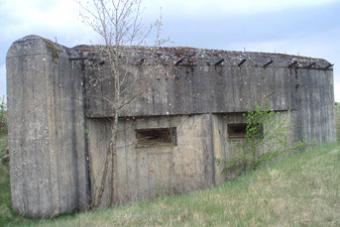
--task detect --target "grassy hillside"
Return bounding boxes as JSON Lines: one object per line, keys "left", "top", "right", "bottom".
{"left": 1, "top": 133, "right": 339, "bottom": 226}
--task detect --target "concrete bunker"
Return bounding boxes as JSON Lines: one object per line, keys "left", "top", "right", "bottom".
{"left": 6, "top": 35, "right": 336, "bottom": 217}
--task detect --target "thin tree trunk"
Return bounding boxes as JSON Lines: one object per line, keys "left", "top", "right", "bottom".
{"left": 91, "top": 113, "right": 119, "bottom": 208}
{"left": 92, "top": 137, "right": 112, "bottom": 208}
{"left": 110, "top": 113, "right": 119, "bottom": 205}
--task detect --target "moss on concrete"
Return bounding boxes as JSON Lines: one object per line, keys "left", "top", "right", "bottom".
{"left": 43, "top": 39, "right": 61, "bottom": 62}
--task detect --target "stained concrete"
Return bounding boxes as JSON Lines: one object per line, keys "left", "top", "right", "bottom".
{"left": 7, "top": 36, "right": 89, "bottom": 217}
{"left": 88, "top": 115, "right": 215, "bottom": 206}
{"left": 6, "top": 35, "right": 336, "bottom": 217}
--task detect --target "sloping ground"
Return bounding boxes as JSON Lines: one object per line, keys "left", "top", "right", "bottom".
{"left": 1, "top": 137, "right": 339, "bottom": 226}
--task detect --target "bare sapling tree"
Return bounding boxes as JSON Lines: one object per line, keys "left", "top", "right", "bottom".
{"left": 79, "top": 0, "right": 165, "bottom": 208}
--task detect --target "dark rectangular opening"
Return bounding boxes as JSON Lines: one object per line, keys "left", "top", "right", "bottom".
{"left": 228, "top": 123, "right": 247, "bottom": 139}
{"left": 227, "top": 123, "right": 264, "bottom": 139}
{"left": 136, "top": 127, "right": 177, "bottom": 147}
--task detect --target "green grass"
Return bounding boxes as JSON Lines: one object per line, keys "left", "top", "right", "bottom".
{"left": 0, "top": 134, "right": 13, "bottom": 225}
{"left": 1, "top": 132, "right": 340, "bottom": 226}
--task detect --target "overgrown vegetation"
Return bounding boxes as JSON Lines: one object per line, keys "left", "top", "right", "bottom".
{"left": 218, "top": 105, "right": 303, "bottom": 177}
{"left": 0, "top": 98, "right": 9, "bottom": 225}
{"left": 0, "top": 134, "right": 11, "bottom": 226}
{"left": 0, "top": 98, "right": 7, "bottom": 135}
{"left": 243, "top": 105, "right": 280, "bottom": 170}
{"left": 0, "top": 102, "right": 12, "bottom": 226}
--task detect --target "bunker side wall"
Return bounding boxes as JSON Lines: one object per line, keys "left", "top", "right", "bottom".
{"left": 6, "top": 36, "right": 89, "bottom": 218}
{"left": 291, "top": 69, "right": 336, "bottom": 144}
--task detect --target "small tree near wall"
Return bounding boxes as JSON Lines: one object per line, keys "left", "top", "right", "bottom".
{"left": 79, "top": 0, "right": 165, "bottom": 208}
{"left": 219, "top": 105, "right": 298, "bottom": 177}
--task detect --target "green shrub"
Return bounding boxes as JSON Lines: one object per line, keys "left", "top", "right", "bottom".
{"left": 218, "top": 105, "right": 300, "bottom": 176}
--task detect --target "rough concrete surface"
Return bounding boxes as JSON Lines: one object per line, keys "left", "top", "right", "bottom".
{"left": 6, "top": 35, "right": 336, "bottom": 217}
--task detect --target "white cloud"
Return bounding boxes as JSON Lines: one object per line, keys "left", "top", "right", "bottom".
{"left": 1, "top": 0, "right": 94, "bottom": 45}
{"left": 1, "top": 0, "right": 338, "bottom": 46}
{"left": 147, "top": 0, "right": 338, "bottom": 16}
{"left": 1, "top": 0, "right": 80, "bottom": 28}
{"left": 3, "top": 0, "right": 338, "bottom": 36}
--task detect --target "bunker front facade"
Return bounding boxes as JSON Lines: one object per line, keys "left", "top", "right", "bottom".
{"left": 6, "top": 35, "right": 336, "bottom": 217}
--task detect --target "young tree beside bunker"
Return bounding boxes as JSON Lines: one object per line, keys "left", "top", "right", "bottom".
{"left": 79, "top": 0, "right": 165, "bottom": 208}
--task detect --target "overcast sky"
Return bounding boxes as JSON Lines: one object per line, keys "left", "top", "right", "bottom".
{"left": 1, "top": 0, "right": 340, "bottom": 101}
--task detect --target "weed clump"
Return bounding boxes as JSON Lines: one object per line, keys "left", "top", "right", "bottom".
{"left": 0, "top": 98, "right": 6, "bottom": 135}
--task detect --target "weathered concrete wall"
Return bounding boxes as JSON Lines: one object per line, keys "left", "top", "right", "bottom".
{"left": 6, "top": 35, "right": 336, "bottom": 218}
{"left": 86, "top": 56, "right": 295, "bottom": 117}
{"left": 211, "top": 114, "right": 226, "bottom": 185}
{"left": 6, "top": 36, "right": 90, "bottom": 217}
{"left": 291, "top": 69, "right": 336, "bottom": 143}
{"left": 83, "top": 47, "right": 335, "bottom": 144}
{"left": 88, "top": 114, "right": 215, "bottom": 206}
{"left": 88, "top": 111, "right": 293, "bottom": 206}
{"left": 84, "top": 48, "right": 330, "bottom": 117}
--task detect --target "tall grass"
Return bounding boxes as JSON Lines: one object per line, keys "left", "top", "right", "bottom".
{"left": 0, "top": 97, "right": 7, "bottom": 135}
{"left": 0, "top": 99, "right": 14, "bottom": 225}
{"left": 0, "top": 134, "right": 11, "bottom": 225}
